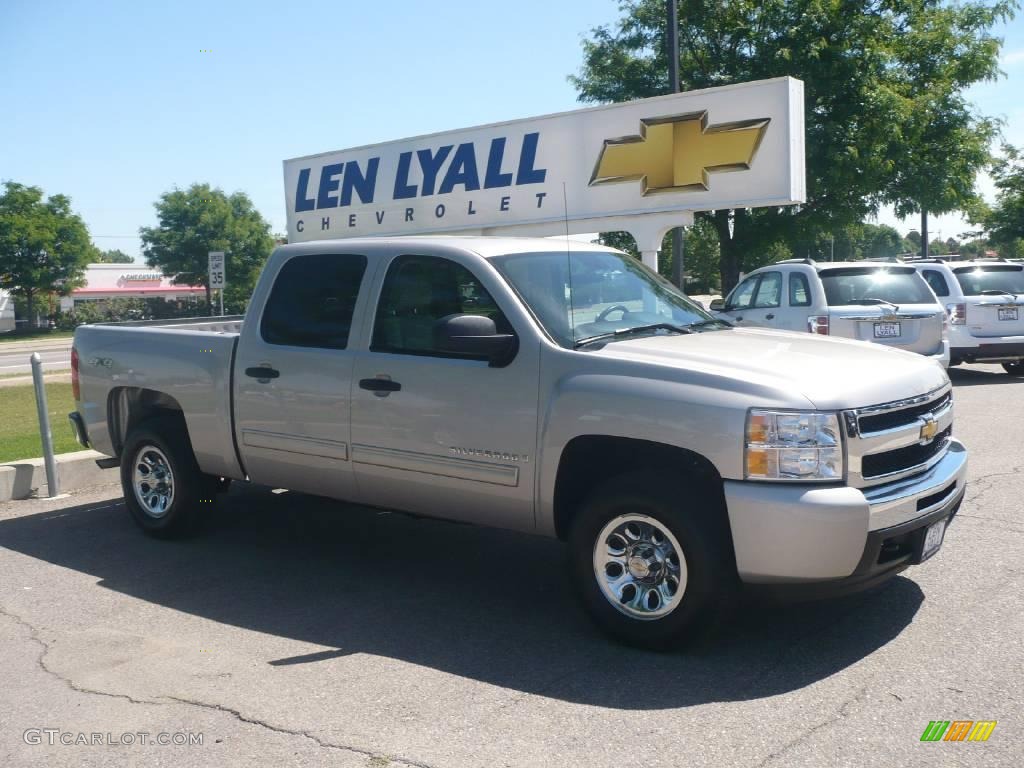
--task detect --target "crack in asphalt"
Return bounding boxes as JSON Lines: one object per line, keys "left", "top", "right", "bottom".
{"left": 0, "top": 603, "right": 162, "bottom": 707}
{"left": 964, "top": 465, "right": 1023, "bottom": 508}
{"left": 0, "top": 604, "right": 436, "bottom": 768}
{"left": 753, "top": 686, "right": 869, "bottom": 768}
{"left": 163, "top": 696, "right": 438, "bottom": 768}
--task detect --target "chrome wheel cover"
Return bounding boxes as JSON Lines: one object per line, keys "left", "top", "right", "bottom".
{"left": 132, "top": 445, "right": 175, "bottom": 519}
{"left": 593, "top": 514, "right": 687, "bottom": 620}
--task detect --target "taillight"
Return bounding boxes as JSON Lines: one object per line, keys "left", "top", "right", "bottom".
{"left": 946, "top": 303, "right": 966, "bottom": 325}
{"left": 807, "top": 315, "right": 830, "bottom": 335}
{"left": 71, "top": 347, "right": 80, "bottom": 401}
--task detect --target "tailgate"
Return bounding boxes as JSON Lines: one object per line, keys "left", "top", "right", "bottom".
{"left": 966, "top": 299, "right": 1024, "bottom": 337}
{"left": 829, "top": 305, "right": 944, "bottom": 355}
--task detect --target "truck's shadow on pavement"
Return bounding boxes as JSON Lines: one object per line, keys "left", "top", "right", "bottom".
{"left": 948, "top": 366, "right": 1022, "bottom": 387}
{"left": 0, "top": 483, "right": 923, "bottom": 709}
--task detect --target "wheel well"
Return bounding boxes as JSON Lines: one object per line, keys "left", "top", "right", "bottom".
{"left": 107, "top": 387, "right": 186, "bottom": 458}
{"left": 553, "top": 436, "right": 725, "bottom": 540}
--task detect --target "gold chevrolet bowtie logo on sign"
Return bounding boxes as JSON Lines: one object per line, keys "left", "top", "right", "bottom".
{"left": 590, "top": 112, "right": 770, "bottom": 195}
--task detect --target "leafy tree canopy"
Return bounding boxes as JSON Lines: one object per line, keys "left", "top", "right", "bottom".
{"left": 573, "top": 0, "right": 1015, "bottom": 290}
{"left": 0, "top": 181, "right": 95, "bottom": 323}
{"left": 140, "top": 183, "right": 274, "bottom": 314}
{"left": 94, "top": 248, "right": 134, "bottom": 263}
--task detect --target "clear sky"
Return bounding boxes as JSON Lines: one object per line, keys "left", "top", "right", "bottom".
{"left": 2, "top": 0, "right": 1022, "bottom": 261}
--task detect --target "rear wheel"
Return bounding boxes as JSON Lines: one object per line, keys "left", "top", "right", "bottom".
{"left": 1003, "top": 360, "right": 1024, "bottom": 376}
{"left": 120, "top": 416, "right": 216, "bottom": 538}
{"left": 569, "top": 472, "right": 735, "bottom": 650}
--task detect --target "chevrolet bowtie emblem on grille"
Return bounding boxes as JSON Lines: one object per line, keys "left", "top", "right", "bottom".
{"left": 590, "top": 111, "right": 770, "bottom": 195}
{"left": 920, "top": 416, "right": 939, "bottom": 442}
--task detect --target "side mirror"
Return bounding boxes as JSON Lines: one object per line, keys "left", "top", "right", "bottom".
{"left": 434, "top": 314, "right": 517, "bottom": 367}
{"left": 709, "top": 298, "right": 725, "bottom": 311}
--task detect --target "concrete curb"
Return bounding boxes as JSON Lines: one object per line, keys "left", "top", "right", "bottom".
{"left": 0, "top": 449, "right": 118, "bottom": 502}
{"left": 0, "top": 372, "right": 72, "bottom": 388}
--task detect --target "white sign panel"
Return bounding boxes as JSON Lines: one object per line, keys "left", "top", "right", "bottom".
{"left": 283, "top": 77, "right": 804, "bottom": 247}
{"left": 208, "top": 251, "right": 225, "bottom": 289}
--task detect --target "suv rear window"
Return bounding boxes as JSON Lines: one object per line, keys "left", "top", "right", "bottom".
{"left": 819, "top": 267, "right": 935, "bottom": 306}
{"left": 952, "top": 265, "right": 1024, "bottom": 296}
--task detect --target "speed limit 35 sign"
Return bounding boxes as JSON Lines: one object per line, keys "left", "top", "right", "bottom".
{"left": 208, "top": 251, "right": 226, "bottom": 289}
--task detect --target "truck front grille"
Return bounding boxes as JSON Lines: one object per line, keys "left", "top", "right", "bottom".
{"left": 861, "top": 427, "right": 951, "bottom": 479}
{"left": 858, "top": 391, "right": 951, "bottom": 434}
{"left": 845, "top": 385, "right": 954, "bottom": 488}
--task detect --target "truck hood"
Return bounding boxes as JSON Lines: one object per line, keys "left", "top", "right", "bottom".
{"left": 587, "top": 327, "right": 947, "bottom": 410}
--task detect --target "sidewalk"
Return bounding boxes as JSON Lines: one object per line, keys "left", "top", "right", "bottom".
{"left": 0, "top": 372, "right": 71, "bottom": 388}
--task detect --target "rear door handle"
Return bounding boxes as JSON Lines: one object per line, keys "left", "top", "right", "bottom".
{"left": 245, "top": 366, "right": 280, "bottom": 380}
{"left": 359, "top": 378, "right": 401, "bottom": 392}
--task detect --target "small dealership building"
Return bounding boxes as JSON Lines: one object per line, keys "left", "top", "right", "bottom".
{"left": 60, "top": 264, "right": 205, "bottom": 312}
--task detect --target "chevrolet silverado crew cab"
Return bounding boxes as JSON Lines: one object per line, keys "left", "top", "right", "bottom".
{"left": 908, "top": 258, "right": 1024, "bottom": 375}
{"left": 69, "top": 237, "right": 967, "bottom": 649}
{"left": 710, "top": 259, "right": 949, "bottom": 367}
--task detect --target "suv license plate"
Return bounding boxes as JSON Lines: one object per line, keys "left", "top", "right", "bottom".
{"left": 998, "top": 307, "right": 1019, "bottom": 321}
{"left": 874, "top": 322, "right": 901, "bottom": 338}
{"left": 922, "top": 519, "right": 947, "bottom": 560}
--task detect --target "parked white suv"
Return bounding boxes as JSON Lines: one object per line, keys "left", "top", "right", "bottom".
{"left": 710, "top": 260, "right": 949, "bottom": 366}
{"left": 908, "top": 259, "right": 1024, "bottom": 375}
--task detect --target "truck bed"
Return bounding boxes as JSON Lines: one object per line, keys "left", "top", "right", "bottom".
{"left": 74, "top": 315, "right": 246, "bottom": 480}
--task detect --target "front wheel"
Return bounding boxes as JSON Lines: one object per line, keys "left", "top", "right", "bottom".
{"left": 120, "top": 417, "right": 216, "bottom": 538}
{"left": 1003, "top": 360, "right": 1024, "bottom": 376}
{"left": 569, "top": 472, "right": 735, "bottom": 650}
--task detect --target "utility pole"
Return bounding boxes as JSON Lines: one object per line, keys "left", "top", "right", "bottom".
{"left": 921, "top": 209, "right": 929, "bottom": 258}
{"left": 667, "top": 0, "right": 685, "bottom": 291}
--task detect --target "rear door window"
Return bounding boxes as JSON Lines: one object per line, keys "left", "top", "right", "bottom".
{"left": 789, "top": 272, "right": 812, "bottom": 306}
{"left": 261, "top": 253, "right": 367, "bottom": 349}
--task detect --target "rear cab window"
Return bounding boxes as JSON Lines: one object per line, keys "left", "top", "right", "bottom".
{"left": 952, "top": 265, "right": 1024, "bottom": 296}
{"left": 819, "top": 267, "right": 936, "bottom": 306}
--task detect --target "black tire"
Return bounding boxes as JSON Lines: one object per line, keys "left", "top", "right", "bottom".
{"left": 569, "top": 471, "right": 736, "bottom": 651}
{"left": 120, "top": 416, "right": 217, "bottom": 538}
{"left": 1003, "top": 361, "right": 1024, "bottom": 376}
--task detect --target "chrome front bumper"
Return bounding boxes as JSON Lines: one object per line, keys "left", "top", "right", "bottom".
{"left": 724, "top": 439, "right": 968, "bottom": 583}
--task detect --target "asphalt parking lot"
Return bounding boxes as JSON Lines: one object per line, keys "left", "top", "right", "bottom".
{"left": 1, "top": 364, "right": 1021, "bottom": 768}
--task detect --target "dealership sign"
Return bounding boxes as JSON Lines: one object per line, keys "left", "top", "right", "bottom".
{"left": 283, "top": 77, "right": 804, "bottom": 253}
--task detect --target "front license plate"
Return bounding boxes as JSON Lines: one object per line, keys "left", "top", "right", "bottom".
{"left": 874, "top": 322, "right": 901, "bottom": 338}
{"left": 922, "top": 519, "right": 947, "bottom": 560}
{"left": 998, "top": 307, "right": 1019, "bottom": 321}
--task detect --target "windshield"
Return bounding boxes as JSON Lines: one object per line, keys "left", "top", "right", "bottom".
{"left": 952, "top": 265, "right": 1024, "bottom": 296}
{"left": 490, "top": 250, "right": 724, "bottom": 348}
{"left": 819, "top": 267, "right": 935, "bottom": 306}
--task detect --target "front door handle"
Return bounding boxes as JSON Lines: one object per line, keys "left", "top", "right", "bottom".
{"left": 359, "top": 378, "right": 401, "bottom": 393}
{"left": 245, "top": 366, "right": 280, "bottom": 380}
{"left": 734, "top": 316, "right": 743, "bottom": 322}
{"left": 765, "top": 313, "right": 775, "bottom": 320}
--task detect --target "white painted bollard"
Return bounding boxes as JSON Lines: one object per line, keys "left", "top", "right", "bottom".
{"left": 30, "top": 352, "right": 61, "bottom": 497}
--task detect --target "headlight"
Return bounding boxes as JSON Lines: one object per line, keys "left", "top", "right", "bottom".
{"left": 745, "top": 410, "right": 843, "bottom": 481}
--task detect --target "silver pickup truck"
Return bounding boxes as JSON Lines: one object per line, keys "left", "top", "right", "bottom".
{"left": 69, "top": 237, "right": 967, "bottom": 648}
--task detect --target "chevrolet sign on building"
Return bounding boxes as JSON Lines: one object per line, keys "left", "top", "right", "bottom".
{"left": 284, "top": 77, "right": 805, "bottom": 265}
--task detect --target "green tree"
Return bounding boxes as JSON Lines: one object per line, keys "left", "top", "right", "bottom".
{"left": 140, "top": 183, "right": 274, "bottom": 314}
{"left": 572, "top": 0, "right": 1013, "bottom": 292}
{"left": 977, "top": 144, "right": 1024, "bottom": 249}
{"left": 95, "top": 248, "right": 134, "bottom": 263}
{"left": 0, "top": 182, "right": 95, "bottom": 326}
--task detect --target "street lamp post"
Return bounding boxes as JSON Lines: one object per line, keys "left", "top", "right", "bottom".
{"left": 667, "top": 0, "right": 685, "bottom": 291}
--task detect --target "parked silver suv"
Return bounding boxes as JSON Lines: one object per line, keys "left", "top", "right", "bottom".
{"left": 908, "top": 258, "right": 1024, "bottom": 375}
{"left": 711, "top": 259, "right": 949, "bottom": 366}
